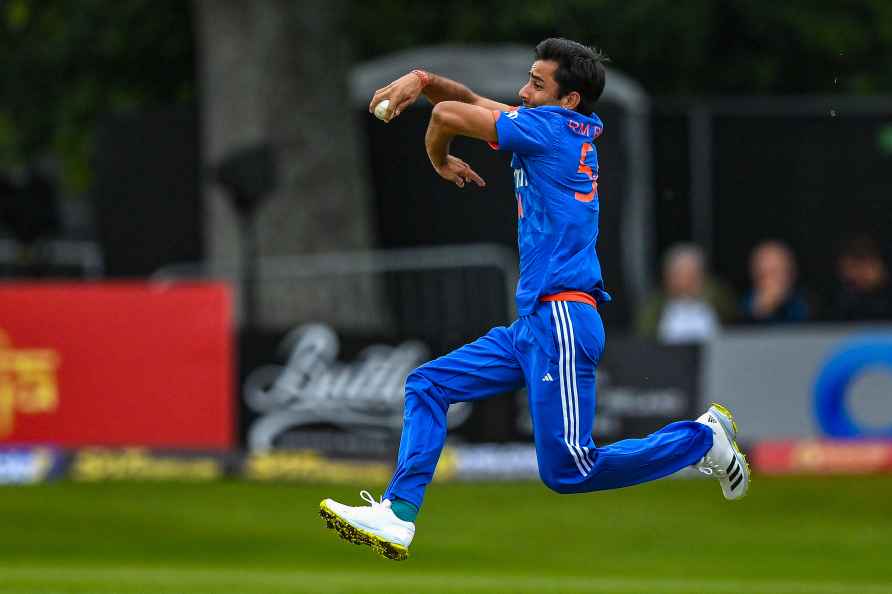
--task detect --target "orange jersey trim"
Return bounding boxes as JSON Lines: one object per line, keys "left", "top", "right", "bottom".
{"left": 540, "top": 291, "right": 598, "bottom": 308}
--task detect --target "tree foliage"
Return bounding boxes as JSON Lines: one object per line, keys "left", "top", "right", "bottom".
{"left": 347, "top": 0, "right": 892, "bottom": 95}
{"left": 0, "top": 0, "right": 193, "bottom": 191}
{"left": 3, "top": 0, "right": 892, "bottom": 193}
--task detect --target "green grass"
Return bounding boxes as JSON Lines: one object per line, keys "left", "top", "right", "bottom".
{"left": 1, "top": 476, "right": 891, "bottom": 593}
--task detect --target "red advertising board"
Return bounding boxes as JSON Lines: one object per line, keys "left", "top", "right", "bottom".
{"left": 753, "top": 440, "right": 892, "bottom": 474}
{"left": 0, "top": 283, "right": 234, "bottom": 449}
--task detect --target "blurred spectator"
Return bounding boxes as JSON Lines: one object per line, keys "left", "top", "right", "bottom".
{"left": 829, "top": 234, "right": 892, "bottom": 321}
{"left": 637, "top": 243, "right": 736, "bottom": 344}
{"left": 740, "top": 240, "right": 809, "bottom": 324}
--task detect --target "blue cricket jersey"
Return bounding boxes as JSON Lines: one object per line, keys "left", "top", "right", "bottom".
{"left": 492, "top": 105, "right": 611, "bottom": 316}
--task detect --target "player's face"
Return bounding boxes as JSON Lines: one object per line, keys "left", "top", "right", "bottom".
{"left": 518, "top": 60, "right": 562, "bottom": 108}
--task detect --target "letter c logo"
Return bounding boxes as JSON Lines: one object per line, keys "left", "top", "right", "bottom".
{"left": 814, "top": 337, "right": 892, "bottom": 438}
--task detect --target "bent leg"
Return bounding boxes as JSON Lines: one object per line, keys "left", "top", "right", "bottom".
{"left": 384, "top": 324, "right": 524, "bottom": 508}
{"left": 529, "top": 301, "right": 713, "bottom": 494}
{"left": 552, "top": 421, "right": 713, "bottom": 493}
{"left": 525, "top": 301, "right": 600, "bottom": 489}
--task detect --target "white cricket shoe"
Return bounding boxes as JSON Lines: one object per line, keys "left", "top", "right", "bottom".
{"left": 695, "top": 402, "right": 750, "bottom": 500}
{"left": 319, "top": 490, "right": 415, "bottom": 560}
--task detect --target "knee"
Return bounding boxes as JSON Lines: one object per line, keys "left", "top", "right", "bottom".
{"left": 539, "top": 470, "right": 577, "bottom": 495}
{"left": 405, "top": 367, "right": 433, "bottom": 395}
{"left": 538, "top": 446, "right": 598, "bottom": 494}
{"left": 404, "top": 368, "right": 449, "bottom": 411}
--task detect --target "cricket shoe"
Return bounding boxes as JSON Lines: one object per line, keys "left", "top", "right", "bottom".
{"left": 319, "top": 490, "right": 414, "bottom": 560}
{"left": 694, "top": 402, "right": 750, "bottom": 500}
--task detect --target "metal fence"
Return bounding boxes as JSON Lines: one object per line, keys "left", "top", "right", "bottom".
{"left": 0, "top": 238, "right": 104, "bottom": 279}
{"left": 153, "top": 243, "right": 519, "bottom": 349}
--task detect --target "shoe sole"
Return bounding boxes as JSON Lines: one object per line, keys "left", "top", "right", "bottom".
{"left": 319, "top": 501, "right": 409, "bottom": 561}
{"left": 708, "top": 402, "right": 751, "bottom": 500}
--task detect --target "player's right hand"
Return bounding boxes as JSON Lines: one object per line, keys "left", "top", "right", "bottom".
{"left": 433, "top": 155, "right": 486, "bottom": 188}
{"left": 369, "top": 72, "right": 425, "bottom": 122}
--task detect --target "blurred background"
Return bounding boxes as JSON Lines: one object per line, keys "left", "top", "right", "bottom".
{"left": 2, "top": 2, "right": 892, "bottom": 593}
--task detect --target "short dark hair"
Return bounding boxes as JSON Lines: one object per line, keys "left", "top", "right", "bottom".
{"left": 534, "top": 38, "right": 608, "bottom": 115}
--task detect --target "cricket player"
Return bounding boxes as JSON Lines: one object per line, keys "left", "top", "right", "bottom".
{"left": 320, "top": 38, "right": 749, "bottom": 560}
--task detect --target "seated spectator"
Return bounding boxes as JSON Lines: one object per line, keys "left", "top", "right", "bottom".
{"left": 740, "top": 240, "right": 809, "bottom": 324}
{"left": 636, "top": 243, "right": 736, "bottom": 344}
{"left": 829, "top": 234, "right": 892, "bottom": 321}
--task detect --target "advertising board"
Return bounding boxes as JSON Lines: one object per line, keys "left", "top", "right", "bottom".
{"left": 0, "top": 283, "right": 234, "bottom": 449}
{"left": 703, "top": 325, "right": 892, "bottom": 441}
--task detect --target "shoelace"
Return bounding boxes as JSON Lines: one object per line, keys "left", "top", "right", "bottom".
{"left": 696, "top": 416, "right": 720, "bottom": 476}
{"left": 697, "top": 452, "right": 724, "bottom": 477}
{"left": 360, "top": 490, "right": 383, "bottom": 507}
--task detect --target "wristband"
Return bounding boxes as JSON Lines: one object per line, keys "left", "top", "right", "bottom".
{"left": 411, "top": 69, "right": 431, "bottom": 88}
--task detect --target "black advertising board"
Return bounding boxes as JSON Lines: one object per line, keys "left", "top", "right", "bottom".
{"left": 593, "top": 339, "right": 701, "bottom": 442}
{"left": 238, "top": 325, "right": 518, "bottom": 460}
{"left": 239, "top": 326, "right": 701, "bottom": 459}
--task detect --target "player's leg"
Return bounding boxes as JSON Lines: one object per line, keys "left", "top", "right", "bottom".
{"left": 320, "top": 323, "right": 525, "bottom": 559}
{"left": 517, "top": 300, "right": 604, "bottom": 487}
{"left": 383, "top": 324, "right": 524, "bottom": 508}
{"left": 524, "top": 301, "right": 715, "bottom": 494}
{"left": 577, "top": 403, "right": 749, "bottom": 499}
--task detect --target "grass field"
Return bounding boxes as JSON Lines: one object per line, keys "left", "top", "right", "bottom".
{"left": 2, "top": 477, "right": 891, "bottom": 594}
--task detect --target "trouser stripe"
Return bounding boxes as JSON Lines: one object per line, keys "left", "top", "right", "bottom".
{"left": 551, "top": 302, "right": 588, "bottom": 476}
{"left": 560, "top": 302, "right": 594, "bottom": 469}
{"left": 555, "top": 303, "right": 577, "bottom": 467}
{"left": 555, "top": 302, "right": 585, "bottom": 473}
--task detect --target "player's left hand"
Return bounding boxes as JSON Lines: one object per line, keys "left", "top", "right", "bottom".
{"left": 433, "top": 155, "right": 486, "bottom": 188}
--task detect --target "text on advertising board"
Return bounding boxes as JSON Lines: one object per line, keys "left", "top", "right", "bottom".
{"left": 244, "top": 324, "right": 471, "bottom": 455}
{"left": 0, "top": 329, "right": 59, "bottom": 438}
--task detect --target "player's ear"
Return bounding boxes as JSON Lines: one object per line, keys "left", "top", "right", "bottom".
{"left": 561, "top": 91, "right": 581, "bottom": 111}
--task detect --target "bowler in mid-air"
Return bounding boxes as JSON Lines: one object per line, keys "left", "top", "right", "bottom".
{"left": 320, "top": 37, "right": 749, "bottom": 561}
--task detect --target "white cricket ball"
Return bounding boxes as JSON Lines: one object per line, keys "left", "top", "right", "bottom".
{"left": 374, "top": 99, "right": 391, "bottom": 121}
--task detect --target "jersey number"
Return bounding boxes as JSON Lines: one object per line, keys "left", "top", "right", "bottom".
{"left": 574, "top": 143, "right": 597, "bottom": 203}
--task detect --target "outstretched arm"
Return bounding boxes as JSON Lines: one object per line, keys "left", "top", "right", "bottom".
{"left": 369, "top": 70, "right": 512, "bottom": 122}
{"left": 425, "top": 101, "right": 498, "bottom": 188}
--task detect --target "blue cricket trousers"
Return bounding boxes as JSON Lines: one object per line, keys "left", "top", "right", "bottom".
{"left": 384, "top": 299, "right": 713, "bottom": 509}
